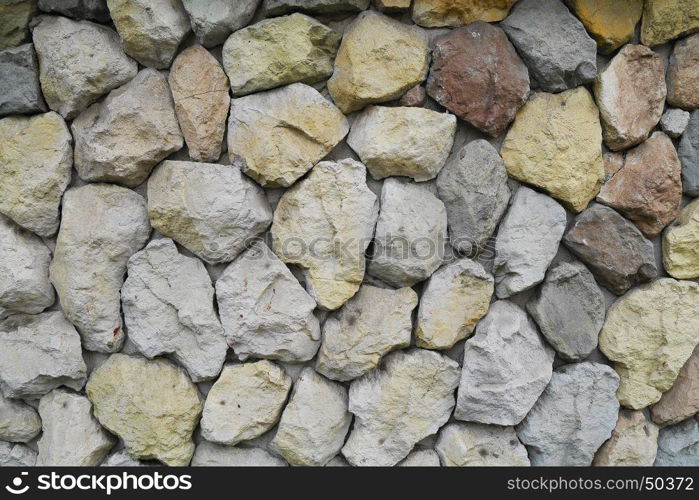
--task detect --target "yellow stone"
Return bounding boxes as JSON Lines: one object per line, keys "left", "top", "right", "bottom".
{"left": 0, "top": 0, "right": 36, "bottom": 50}
{"left": 501, "top": 88, "right": 604, "bottom": 213}
{"left": 412, "top": 0, "right": 518, "bottom": 27}
{"left": 663, "top": 199, "right": 699, "bottom": 279}
{"left": 564, "top": 0, "right": 643, "bottom": 54}
{"left": 641, "top": 0, "right": 699, "bottom": 46}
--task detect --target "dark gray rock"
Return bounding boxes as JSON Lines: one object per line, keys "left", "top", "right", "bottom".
{"left": 654, "top": 418, "right": 699, "bottom": 466}
{"left": 679, "top": 111, "right": 699, "bottom": 197}
{"left": 38, "top": 0, "right": 110, "bottom": 22}
{"left": 0, "top": 44, "right": 46, "bottom": 116}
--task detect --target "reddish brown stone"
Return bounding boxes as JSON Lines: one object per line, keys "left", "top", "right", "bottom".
{"left": 667, "top": 33, "right": 699, "bottom": 110}
{"left": 597, "top": 132, "right": 682, "bottom": 238}
{"left": 399, "top": 85, "right": 426, "bottom": 107}
{"left": 651, "top": 345, "right": 699, "bottom": 426}
{"left": 603, "top": 152, "right": 624, "bottom": 181}
{"left": 426, "top": 21, "right": 529, "bottom": 137}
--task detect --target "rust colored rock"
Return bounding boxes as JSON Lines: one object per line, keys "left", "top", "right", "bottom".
{"left": 426, "top": 22, "right": 529, "bottom": 137}
{"left": 597, "top": 132, "right": 682, "bottom": 238}
{"left": 399, "top": 85, "right": 426, "bottom": 108}
{"left": 667, "top": 33, "right": 699, "bottom": 110}
{"left": 651, "top": 345, "right": 699, "bottom": 426}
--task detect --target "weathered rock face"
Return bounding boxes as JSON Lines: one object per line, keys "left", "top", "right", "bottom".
{"left": 426, "top": 22, "right": 528, "bottom": 136}
{"left": 563, "top": 204, "right": 657, "bottom": 295}
{"left": 416, "top": 258, "right": 493, "bottom": 351}
{"left": 435, "top": 423, "right": 530, "bottom": 466}
{"left": 412, "top": 0, "right": 518, "bottom": 27}
{"left": 398, "top": 449, "right": 440, "bottom": 466}
{"left": 641, "top": 0, "right": 699, "bottom": 47}
{"left": 501, "top": 88, "right": 604, "bottom": 213}
{"left": 0, "top": 44, "right": 46, "bottom": 115}
{"left": 516, "top": 362, "right": 620, "bottom": 466}
{"left": 263, "top": 0, "right": 369, "bottom": 16}
{"left": 107, "top": 0, "right": 191, "bottom": 68}
{"left": 0, "top": 0, "right": 36, "bottom": 50}
{"left": 594, "top": 410, "right": 659, "bottom": 466}
{"left": 398, "top": 85, "right": 426, "bottom": 107}
{"left": 501, "top": 0, "right": 596, "bottom": 93}
{"left": 347, "top": 106, "right": 456, "bottom": 182}
{"left": 0, "top": 112, "right": 72, "bottom": 237}
{"left": 32, "top": 16, "right": 137, "bottom": 119}
{"left": 201, "top": 361, "right": 291, "bottom": 446}
{"left": 654, "top": 418, "right": 699, "bottom": 466}
{"left": 667, "top": 34, "right": 699, "bottom": 110}
{"left": 191, "top": 442, "right": 287, "bottom": 467}
{"left": 436, "top": 140, "right": 510, "bottom": 252}
{"left": 664, "top": 199, "right": 699, "bottom": 280}
{"left": 680, "top": 111, "right": 699, "bottom": 196}
{"left": 316, "top": 285, "right": 416, "bottom": 381}
{"left": 0, "top": 392, "right": 41, "bottom": 443}
{"left": 271, "top": 159, "right": 378, "bottom": 311}
{"left": 0, "top": 312, "right": 86, "bottom": 399}
{"left": 72, "top": 69, "right": 183, "bottom": 187}
{"left": 228, "top": 83, "right": 349, "bottom": 187}
{"left": 50, "top": 184, "right": 151, "bottom": 353}
{"left": 169, "top": 45, "right": 229, "bottom": 163}
{"left": 603, "top": 152, "right": 625, "bottom": 181}
{"left": 599, "top": 278, "right": 699, "bottom": 410}
{"left": 456, "top": 301, "right": 554, "bottom": 426}
{"left": 327, "top": 11, "right": 429, "bottom": 113}
{"left": 181, "top": 0, "right": 260, "bottom": 47}
{"left": 38, "top": 0, "right": 111, "bottom": 22}
{"left": 660, "top": 108, "right": 691, "bottom": 138}
{"left": 147, "top": 160, "right": 272, "bottom": 264}
{"left": 652, "top": 346, "right": 699, "bottom": 426}
{"left": 368, "top": 178, "right": 447, "bottom": 287}
{"left": 122, "top": 239, "right": 228, "bottom": 382}
{"left": 272, "top": 368, "right": 351, "bottom": 466}
{"left": 223, "top": 13, "right": 340, "bottom": 96}
{"left": 86, "top": 354, "right": 203, "bottom": 467}
{"left": 0, "top": 215, "right": 54, "bottom": 319}
{"left": 0, "top": 442, "right": 37, "bottom": 467}
{"left": 342, "top": 349, "right": 460, "bottom": 466}
{"left": 563, "top": 0, "right": 643, "bottom": 54}
{"left": 216, "top": 241, "right": 320, "bottom": 362}
{"left": 37, "top": 389, "right": 114, "bottom": 466}
{"left": 594, "top": 45, "right": 666, "bottom": 151}
{"left": 493, "top": 187, "right": 567, "bottom": 298}
{"left": 527, "top": 261, "right": 605, "bottom": 361}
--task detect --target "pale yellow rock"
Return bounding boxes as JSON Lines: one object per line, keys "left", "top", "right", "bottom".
{"left": 599, "top": 278, "right": 699, "bottom": 409}
{"left": 663, "top": 199, "right": 699, "bottom": 279}
{"left": 641, "top": 0, "right": 699, "bottom": 47}
{"left": 501, "top": 88, "right": 604, "bottom": 213}
{"left": 0, "top": 0, "right": 36, "bottom": 50}
{"left": 86, "top": 354, "right": 203, "bottom": 466}
{"left": 327, "top": 11, "right": 429, "bottom": 113}
{"left": 593, "top": 410, "right": 659, "bottom": 466}
{"left": 412, "top": 0, "right": 518, "bottom": 27}
{"left": 564, "top": 0, "right": 643, "bottom": 54}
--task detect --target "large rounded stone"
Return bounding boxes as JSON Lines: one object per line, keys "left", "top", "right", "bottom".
{"left": 0, "top": 392, "right": 41, "bottom": 443}
{"left": 412, "top": 0, "right": 518, "bottom": 27}
{"left": 563, "top": 0, "right": 643, "bottom": 54}
{"left": 667, "top": 33, "right": 699, "bottom": 110}
{"left": 663, "top": 199, "right": 699, "bottom": 280}
{"left": 640, "top": 0, "right": 699, "bottom": 47}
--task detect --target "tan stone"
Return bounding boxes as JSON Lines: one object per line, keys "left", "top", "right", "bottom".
{"left": 564, "top": 0, "right": 643, "bottom": 54}
{"left": 641, "top": 0, "right": 699, "bottom": 47}
{"left": 593, "top": 410, "right": 659, "bottom": 466}
{"left": 667, "top": 33, "right": 699, "bottom": 110}
{"left": 412, "top": 0, "right": 518, "bottom": 27}
{"left": 0, "top": 0, "right": 36, "bottom": 50}
{"left": 374, "top": 0, "right": 410, "bottom": 11}
{"left": 501, "top": 88, "right": 604, "bottom": 212}
{"left": 663, "top": 198, "right": 699, "bottom": 279}
{"left": 651, "top": 345, "right": 699, "bottom": 426}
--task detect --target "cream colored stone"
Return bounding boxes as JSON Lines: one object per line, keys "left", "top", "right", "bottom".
{"left": 663, "top": 193, "right": 699, "bottom": 280}
{"left": 412, "top": 0, "right": 518, "bottom": 28}
{"left": 594, "top": 410, "right": 659, "bottom": 466}
{"left": 435, "top": 422, "right": 530, "bottom": 466}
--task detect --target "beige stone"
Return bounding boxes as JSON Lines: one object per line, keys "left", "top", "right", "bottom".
{"left": 593, "top": 410, "right": 659, "bottom": 466}
{"left": 641, "top": 0, "right": 699, "bottom": 47}
{"left": 412, "top": 0, "right": 518, "bottom": 27}
{"left": 663, "top": 198, "right": 699, "bottom": 279}
{"left": 563, "top": 0, "right": 643, "bottom": 54}
{"left": 651, "top": 345, "right": 699, "bottom": 426}
{"left": 435, "top": 422, "right": 530, "bottom": 466}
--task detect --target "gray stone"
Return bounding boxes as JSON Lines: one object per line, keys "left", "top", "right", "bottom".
{"left": 398, "top": 449, "right": 441, "bottom": 467}
{"left": 0, "top": 312, "right": 87, "bottom": 399}
{"left": 516, "top": 362, "right": 620, "bottom": 466}
{"left": 181, "top": 0, "right": 261, "bottom": 47}
{"left": 654, "top": 418, "right": 699, "bottom": 466}
{"left": 527, "top": 261, "right": 606, "bottom": 361}
{"left": 436, "top": 423, "right": 530, "bottom": 466}
{"left": 679, "top": 111, "right": 699, "bottom": 196}
{"left": 0, "top": 441, "right": 37, "bottom": 467}
{"left": 50, "top": 184, "right": 151, "bottom": 353}
{"left": 192, "top": 442, "right": 287, "bottom": 466}
{"left": 38, "top": 0, "right": 110, "bottom": 22}
{"left": 122, "top": 239, "right": 227, "bottom": 382}
{"left": 0, "top": 44, "right": 46, "bottom": 115}
{"left": 661, "top": 108, "right": 691, "bottom": 138}
{"left": 493, "top": 186, "right": 566, "bottom": 298}
{"left": 501, "top": 0, "right": 597, "bottom": 93}
{"left": 263, "top": 0, "right": 369, "bottom": 16}
{"left": 101, "top": 450, "right": 145, "bottom": 466}
{"left": 436, "top": 140, "right": 510, "bottom": 253}
{"left": 0, "top": 392, "right": 41, "bottom": 443}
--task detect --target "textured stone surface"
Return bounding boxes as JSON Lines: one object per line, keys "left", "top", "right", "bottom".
{"left": 148, "top": 160, "right": 272, "bottom": 264}
{"left": 426, "top": 22, "right": 528, "bottom": 136}
{"left": 0, "top": 44, "right": 45, "bottom": 115}
{"left": 493, "top": 187, "right": 566, "bottom": 298}
{"left": 223, "top": 13, "right": 340, "bottom": 96}
{"left": 272, "top": 368, "right": 351, "bottom": 466}
{"left": 563, "top": 203, "right": 657, "bottom": 295}
{"left": 660, "top": 108, "right": 690, "bottom": 138}
{"left": 594, "top": 410, "right": 659, "bottom": 466}
{"left": 654, "top": 418, "right": 699, "bottom": 466}
{"left": 263, "top": 0, "right": 369, "bottom": 15}
{"left": 316, "top": 285, "right": 416, "bottom": 381}
{"left": 368, "top": 178, "right": 447, "bottom": 287}
{"left": 38, "top": 0, "right": 110, "bottom": 21}
{"left": 516, "top": 362, "right": 620, "bottom": 466}
{"left": 652, "top": 346, "right": 699, "bottom": 426}
{"left": 398, "top": 449, "right": 440, "bottom": 466}
{"left": 101, "top": 450, "right": 144, "bottom": 466}
{"left": 667, "top": 34, "right": 699, "bottom": 110}
{"left": 201, "top": 361, "right": 291, "bottom": 445}
{"left": 501, "top": 0, "right": 596, "bottom": 93}
{"left": 398, "top": 85, "right": 426, "bottom": 107}
{"left": 416, "top": 258, "right": 493, "bottom": 351}
{"left": 0, "top": 392, "right": 41, "bottom": 443}
{"left": 680, "top": 111, "right": 699, "bottom": 196}
{"left": 436, "top": 423, "right": 530, "bottom": 466}
{"left": 501, "top": 88, "right": 604, "bottom": 212}
{"left": 603, "top": 152, "right": 625, "bottom": 181}
{"left": 86, "top": 354, "right": 203, "bottom": 467}
{"left": 599, "top": 278, "right": 699, "bottom": 410}
{"left": 216, "top": 241, "right": 320, "bottom": 362}
{"left": 563, "top": 0, "right": 643, "bottom": 54}
{"left": 641, "top": 0, "right": 699, "bottom": 47}
{"left": 456, "top": 301, "right": 554, "bottom": 426}
{"left": 33, "top": 16, "right": 137, "bottom": 119}
{"left": 527, "top": 261, "right": 605, "bottom": 361}
{"left": 412, "top": 0, "right": 517, "bottom": 27}
{"left": 169, "top": 45, "right": 229, "bottom": 162}
{"left": 50, "top": 184, "right": 150, "bottom": 352}
{"left": 0, "top": 441, "right": 37, "bottom": 467}
{"left": 37, "top": 389, "right": 114, "bottom": 466}
{"left": 107, "top": 0, "right": 191, "bottom": 69}
{"left": 182, "top": 0, "right": 260, "bottom": 47}
{"left": 272, "top": 159, "right": 378, "bottom": 311}
{"left": 228, "top": 83, "right": 348, "bottom": 187}
{"left": 122, "top": 239, "right": 227, "bottom": 382}
{"left": 594, "top": 45, "right": 666, "bottom": 151}
{"left": 0, "top": 112, "right": 72, "bottom": 237}
{"left": 0, "top": 312, "right": 86, "bottom": 399}
{"left": 327, "top": 11, "right": 429, "bottom": 113}
{"left": 347, "top": 106, "right": 456, "bottom": 182}
{"left": 0, "top": 0, "right": 36, "bottom": 50}
{"left": 72, "top": 69, "right": 183, "bottom": 187}
{"left": 0, "top": 215, "right": 54, "bottom": 319}
{"left": 342, "top": 349, "right": 460, "bottom": 466}
{"left": 192, "top": 442, "right": 287, "bottom": 466}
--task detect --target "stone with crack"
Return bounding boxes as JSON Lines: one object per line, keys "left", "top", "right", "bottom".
{"left": 0, "top": 43, "right": 46, "bottom": 116}
{"left": 435, "top": 422, "right": 530, "bottom": 466}
{"left": 593, "top": 410, "right": 659, "bottom": 466}
{"left": 191, "top": 442, "right": 287, "bottom": 466}
{"left": 0, "top": 391, "right": 41, "bottom": 443}
{"left": 181, "top": 0, "right": 261, "bottom": 47}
